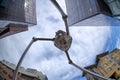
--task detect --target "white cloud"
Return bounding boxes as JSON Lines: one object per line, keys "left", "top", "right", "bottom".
{"left": 69, "top": 27, "right": 111, "bottom": 64}
{"left": 116, "top": 35, "right": 120, "bottom": 49}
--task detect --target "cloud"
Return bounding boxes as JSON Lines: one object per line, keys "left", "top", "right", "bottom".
{"left": 116, "top": 39, "right": 120, "bottom": 48}
{"left": 116, "top": 31, "right": 120, "bottom": 49}
{"left": 46, "top": 16, "right": 60, "bottom": 23}
{"left": 105, "top": 27, "right": 120, "bottom": 51}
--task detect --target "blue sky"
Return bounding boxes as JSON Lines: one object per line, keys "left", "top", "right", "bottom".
{"left": 0, "top": 0, "right": 120, "bottom": 80}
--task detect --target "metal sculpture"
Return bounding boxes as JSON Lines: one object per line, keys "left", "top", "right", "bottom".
{"left": 13, "top": 0, "right": 110, "bottom": 80}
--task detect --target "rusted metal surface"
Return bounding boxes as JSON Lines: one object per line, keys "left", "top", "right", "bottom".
{"left": 54, "top": 30, "right": 72, "bottom": 51}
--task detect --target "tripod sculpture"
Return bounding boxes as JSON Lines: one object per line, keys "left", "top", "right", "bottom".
{"left": 13, "top": 0, "right": 110, "bottom": 80}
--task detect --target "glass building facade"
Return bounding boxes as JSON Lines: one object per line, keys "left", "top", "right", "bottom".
{"left": 104, "top": 0, "right": 120, "bottom": 16}
{"left": 0, "top": 0, "right": 37, "bottom": 28}
{"left": 65, "top": 0, "right": 120, "bottom": 26}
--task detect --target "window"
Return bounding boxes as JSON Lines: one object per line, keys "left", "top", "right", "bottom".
{"left": 104, "top": 0, "right": 120, "bottom": 16}
{"left": 118, "top": 68, "right": 120, "bottom": 70}
{"left": 104, "top": 57, "right": 108, "bottom": 60}
{"left": 3, "top": 70, "right": 7, "bottom": 74}
{"left": 8, "top": 74, "right": 12, "bottom": 79}
{"left": 112, "top": 63, "right": 116, "bottom": 66}
{"left": 103, "top": 63, "right": 107, "bottom": 67}
{"left": 107, "top": 67, "right": 112, "bottom": 71}
{"left": 0, "top": 66, "right": 2, "bottom": 69}
{"left": 108, "top": 60, "right": 112, "bottom": 64}
{"left": 0, "top": 0, "right": 9, "bottom": 8}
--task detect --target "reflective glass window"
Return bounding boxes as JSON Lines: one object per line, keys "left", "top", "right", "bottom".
{"left": 104, "top": 0, "right": 120, "bottom": 15}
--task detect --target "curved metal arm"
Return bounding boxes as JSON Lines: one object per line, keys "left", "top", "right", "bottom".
{"left": 50, "top": 0, "right": 66, "bottom": 17}
{"left": 13, "top": 37, "right": 54, "bottom": 80}
{"left": 50, "top": 0, "right": 70, "bottom": 35}
{"left": 64, "top": 51, "right": 109, "bottom": 80}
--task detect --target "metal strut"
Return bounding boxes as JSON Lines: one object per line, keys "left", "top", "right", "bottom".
{"left": 50, "top": 0, "right": 70, "bottom": 35}
{"left": 13, "top": 37, "right": 54, "bottom": 80}
{"left": 64, "top": 51, "right": 110, "bottom": 80}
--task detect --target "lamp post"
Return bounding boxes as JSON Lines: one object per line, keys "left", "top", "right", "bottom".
{"left": 13, "top": 0, "right": 110, "bottom": 80}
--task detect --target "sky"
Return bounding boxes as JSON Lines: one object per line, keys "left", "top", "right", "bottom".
{"left": 0, "top": 0, "right": 120, "bottom": 80}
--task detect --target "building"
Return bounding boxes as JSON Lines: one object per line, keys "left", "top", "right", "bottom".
{"left": 82, "top": 48, "right": 120, "bottom": 80}
{"left": 65, "top": 0, "right": 120, "bottom": 26}
{"left": 0, "top": 0, "right": 37, "bottom": 39}
{"left": 0, "top": 60, "right": 48, "bottom": 80}
{"left": 0, "top": 23, "right": 28, "bottom": 39}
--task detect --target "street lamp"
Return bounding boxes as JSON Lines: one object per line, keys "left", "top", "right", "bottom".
{"left": 13, "top": 0, "right": 110, "bottom": 80}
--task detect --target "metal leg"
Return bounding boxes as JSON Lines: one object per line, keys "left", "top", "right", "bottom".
{"left": 50, "top": 0, "right": 66, "bottom": 17}
{"left": 71, "top": 63, "right": 109, "bottom": 80}
{"left": 35, "top": 38, "right": 54, "bottom": 41}
{"left": 13, "top": 37, "right": 54, "bottom": 80}
{"left": 64, "top": 51, "right": 109, "bottom": 80}
{"left": 65, "top": 51, "right": 73, "bottom": 64}
{"left": 62, "top": 15, "right": 70, "bottom": 36}
{"left": 50, "top": 0, "right": 70, "bottom": 35}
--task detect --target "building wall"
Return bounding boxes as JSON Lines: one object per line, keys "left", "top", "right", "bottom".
{"left": 0, "top": 61, "right": 46, "bottom": 80}
{"left": 24, "top": 0, "right": 36, "bottom": 25}
{"left": 65, "top": 0, "right": 99, "bottom": 26}
{"left": 0, "top": 0, "right": 36, "bottom": 38}
{"left": 21, "top": 74, "right": 38, "bottom": 80}
{"left": 83, "top": 48, "right": 120, "bottom": 80}
{"left": 97, "top": 55, "right": 119, "bottom": 78}
{"left": 0, "top": 0, "right": 36, "bottom": 27}
{"left": 85, "top": 68, "right": 103, "bottom": 80}
{"left": 97, "top": 49, "right": 120, "bottom": 79}
{"left": 110, "top": 49, "right": 120, "bottom": 64}
{"left": 0, "top": 62, "right": 21, "bottom": 80}
{"left": 0, "top": 23, "right": 28, "bottom": 39}
{"left": 109, "top": 49, "right": 120, "bottom": 78}
{"left": 65, "top": 0, "right": 120, "bottom": 26}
